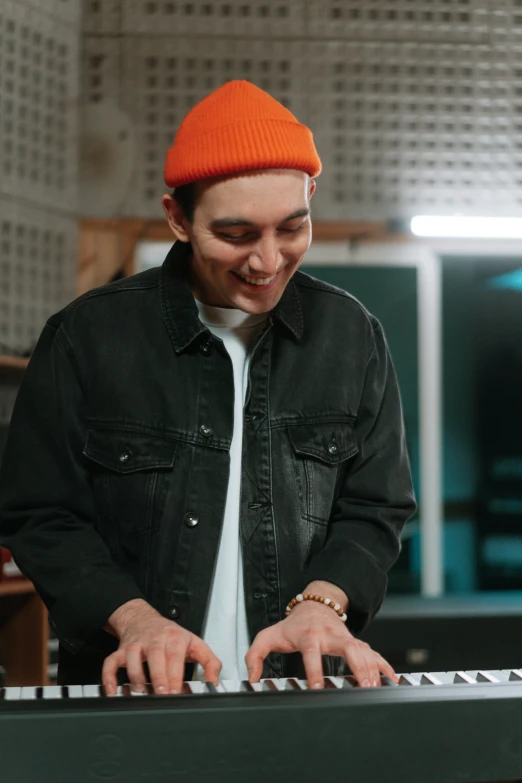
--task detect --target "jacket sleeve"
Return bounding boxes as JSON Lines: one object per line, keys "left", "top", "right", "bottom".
{"left": 0, "top": 319, "right": 144, "bottom": 653}
{"left": 304, "top": 316, "right": 417, "bottom": 635}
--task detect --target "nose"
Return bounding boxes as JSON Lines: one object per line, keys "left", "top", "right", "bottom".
{"left": 248, "top": 235, "right": 282, "bottom": 277}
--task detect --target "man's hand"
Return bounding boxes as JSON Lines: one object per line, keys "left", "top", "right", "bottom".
{"left": 245, "top": 586, "right": 397, "bottom": 689}
{"left": 102, "top": 599, "right": 222, "bottom": 695}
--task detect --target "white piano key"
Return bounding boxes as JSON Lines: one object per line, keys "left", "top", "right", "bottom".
{"left": 425, "top": 672, "right": 454, "bottom": 685}
{"left": 66, "top": 685, "right": 84, "bottom": 698}
{"left": 258, "top": 678, "right": 283, "bottom": 692}
{"left": 324, "top": 676, "right": 344, "bottom": 689}
{"left": 42, "top": 686, "right": 63, "bottom": 699}
{"left": 475, "top": 671, "right": 502, "bottom": 684}
{"left": 420, "top": 672, "right": 444, "bottom": 685}
{"left": 339, "top": 675, "right": 357, "bottom": 688}
{"left": 186, "top": 681, "right": 208, "bottom": 694}
{"left": 246, "top": 680, "right": 264, "bottom": 692}
{"left": 263, "top": 678, "right": 287, "bottom": 691}
{"left": 221, "top": 680, "right": 244, "bottom": 693}
{"left": 398, "top": 673, "right": 422, "bottom": 686}
{"left": 83, "top": 684, "right": 103, "bottom": 698}
{"left": 4, "top": 687, "right": 21, "bottom": 700}
{"left": 285, "top": 677, "right": 306, "bottom": 691}
{"left": 453, "top": 671, "right": 477, "bottom": 684}
{"left": 485, "top": 670, "right": 510, "bottom": 682}
{"left": 212, "top": 682, "right": 227, "bottom": 694}
{"left": 127, "top": 687, "right": 149, "bottom": 696}
{"left": 380, "top": 676, "right": 399, "bottom": 687}
{"left": 20, "top": 686, "right": 38, "bottom": 700}
{"left": 509, "top": 669, "right": 522, "bottom": 682}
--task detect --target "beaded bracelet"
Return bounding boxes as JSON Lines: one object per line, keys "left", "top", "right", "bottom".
{"left": 285, "top": 593, "right": 348, "bottom": 623}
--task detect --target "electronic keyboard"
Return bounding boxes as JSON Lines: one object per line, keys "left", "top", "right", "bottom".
{"left": 3, "top": 670, "right": 522, "bottom": 783}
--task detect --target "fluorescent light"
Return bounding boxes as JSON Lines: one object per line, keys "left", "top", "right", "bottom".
{"left": 411, "top": 215, "right": 522, "bottom": 239}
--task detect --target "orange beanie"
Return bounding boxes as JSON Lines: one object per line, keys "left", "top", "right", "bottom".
{"left": 164, "top": 79, "right": 322, "bottom": 188}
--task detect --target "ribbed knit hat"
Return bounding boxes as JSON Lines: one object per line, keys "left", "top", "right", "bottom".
{"left": 164, "top": 79, "right": 322, "bottom": 187}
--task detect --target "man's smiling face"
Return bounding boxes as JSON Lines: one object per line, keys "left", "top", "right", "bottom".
{"left": 162, "top": 168, "right": 316, "bottom": 313}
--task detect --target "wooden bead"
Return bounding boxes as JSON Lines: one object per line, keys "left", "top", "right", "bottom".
{"left": 285, "top": 593, "right": 348, "bottom": 624}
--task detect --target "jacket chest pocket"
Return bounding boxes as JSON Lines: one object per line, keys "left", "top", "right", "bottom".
{"left": 83, "top": 427, "right": 178, "bottom": 537}
{"left": 288, "top": 421, "right": 358, "bottom": 557}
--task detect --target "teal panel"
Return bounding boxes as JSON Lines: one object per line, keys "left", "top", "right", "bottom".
{"left": 302, "top": 264, "right": 419, "bottom": 498}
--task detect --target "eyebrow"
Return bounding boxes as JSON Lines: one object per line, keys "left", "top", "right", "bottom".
{"left": 209, "top": 208, "right": 310, "bottom": 230}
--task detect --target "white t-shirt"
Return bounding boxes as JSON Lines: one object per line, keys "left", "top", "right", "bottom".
{"left": 193, "top": 298, "right": 267, "bottom": 681}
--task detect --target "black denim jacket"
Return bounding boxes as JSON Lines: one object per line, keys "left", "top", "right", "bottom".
{"left": 0, "top": 240, "right": 415, "bottom": 683}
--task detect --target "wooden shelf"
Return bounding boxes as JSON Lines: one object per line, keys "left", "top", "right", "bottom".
{"left": 0, "top": 355, "right": 29, "bottom": 385}
{"left": 0, "top": 578, "right": 35, "bottom": 597}
{"left": 0, "top": 579, "right": 48, "bottom": 686}
{"left": 0, "top": 356, "right": 29, "bottom": 370}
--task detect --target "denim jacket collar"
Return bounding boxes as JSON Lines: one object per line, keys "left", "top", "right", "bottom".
{"left": 160, "top": 240, "right": 304, "bottom": 355}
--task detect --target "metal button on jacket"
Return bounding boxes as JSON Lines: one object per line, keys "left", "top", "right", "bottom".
{"left": 200, "top": 424, "right": 212, "bottom": 438}
{"left": 327, "top": 440, "right": 339, "bottom": 456}
{"left": 169, "top": 605, "right": 180, "bottom": 619}
{"left": 184, "top": 512, "right": 199, "bottom": 528}
{"left": 200, "top": 341, "right": 211, "bottom": 356}
{"left": 119, "top": 450, "right": 132, "bottom": 463}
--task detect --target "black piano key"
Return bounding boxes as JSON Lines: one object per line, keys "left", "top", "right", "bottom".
{"left": 323, "top": 677, "right": 340, "bottom": 689}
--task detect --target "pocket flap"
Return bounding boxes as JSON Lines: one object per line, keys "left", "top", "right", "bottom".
{"left": 83, "top": 428, "right": 177, "bottom": 473}
{"left": 288, "top": 421, "right": 358, "bottom": 465}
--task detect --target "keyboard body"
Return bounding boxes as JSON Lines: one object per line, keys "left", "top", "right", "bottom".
{"left": 2, "top": 672, "right": 522, "bottom": 783}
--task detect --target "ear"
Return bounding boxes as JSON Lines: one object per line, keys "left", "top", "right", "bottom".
{"left": 308, "top": 178, "right": 317, "bottom": 201}
{"left": 162, "top": 194, "right": 191, "bottom": 242}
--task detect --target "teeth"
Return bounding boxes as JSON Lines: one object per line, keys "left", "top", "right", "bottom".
{"left": 237, "top": 273, "right": 276, "bottom": 286}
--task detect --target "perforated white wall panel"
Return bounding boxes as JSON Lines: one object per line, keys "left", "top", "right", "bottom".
{"left": 82, "top": 0, "right": 522, "bottom": 220}
{"left": 0, "top": 0, "right": 80, "bottom": 423}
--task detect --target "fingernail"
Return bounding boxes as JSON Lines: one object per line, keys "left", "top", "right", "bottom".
{"left": 157, "top": 686, "right": 166, "bottom": 694}
{"left": 372, "top": 678, "right": 380, "bottom": 687}
{"left": 314, "top": 682, "right": 322, "bottom": 689}
{"left": 362, "top": 679, "right": 371, "bottom": 688}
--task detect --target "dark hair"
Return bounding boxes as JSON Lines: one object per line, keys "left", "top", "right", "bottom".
{"left": 172, "top": 183, "right": 196, "bottom": 223}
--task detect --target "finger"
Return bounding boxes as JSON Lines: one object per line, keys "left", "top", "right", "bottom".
{"left": 125, "top": 644, "right": 147, "bottom": 693}
{"left": 357, "top": 646, "right": 382, "bottom": 688}
{"left": 363, "top": 653, "right": 397, "bottom": 687}
{"left": 188, "top": 637, "right": 222, "bottom": 685}
{"left": 377, "top": 655, "right": 399, "bottom": 684}
{"left": 245, "top": 634, "right": 272, "bottom": 683}
{"left": 146, "top": 643, "right": 169, "bottom": 695}
{"left": 102, "top": 649, "right": 126, "bottom": 696}
{"left": 344, "top": 644, "right": 373, "bottom": 688}
{"left": 165, "top": 639, "right": 189, "bottom": 694}
{"left": 301, "top": 643, "right": 324, "bottom": 690}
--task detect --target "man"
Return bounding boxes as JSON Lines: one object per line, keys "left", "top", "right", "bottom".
{"left": 0, "top": 80, "right": 415, "bottom": 695}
